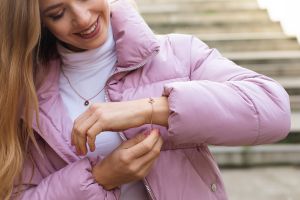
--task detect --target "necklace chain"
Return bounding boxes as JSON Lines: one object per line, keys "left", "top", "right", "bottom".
{"left": 61, "top": 68, "right": 106, "bottom": 106}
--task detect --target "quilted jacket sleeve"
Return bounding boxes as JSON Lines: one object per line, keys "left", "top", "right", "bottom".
{"left": 13, "top": 158, "right": 118, "bottom": 200}
{"left": 163, "top": 36, "right": 291, "bottom": 146}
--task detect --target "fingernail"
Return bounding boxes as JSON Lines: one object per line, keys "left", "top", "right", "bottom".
{"left": 144, "top": 130, "right": 151, "bottom": 136}
{"left": 155, "top": 129, "right": 160, "bottom": 136}
{"left": 151, "top": 128, "right": 159, "bottom": 135}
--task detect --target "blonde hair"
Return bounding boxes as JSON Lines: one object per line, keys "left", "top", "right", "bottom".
{"left": 0, "top": 0, "right": 41, "bottom": 199}
{"left": 0, "top": 0, "right": 138, "bottom": 198}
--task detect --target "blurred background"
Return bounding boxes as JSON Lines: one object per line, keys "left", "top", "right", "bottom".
{"left": 135, "top": 0, "right": 300, "bottom": 199}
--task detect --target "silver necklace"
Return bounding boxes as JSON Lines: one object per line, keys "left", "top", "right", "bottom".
{"left": 61, "top": 69, "right": 106, "bottom": 106}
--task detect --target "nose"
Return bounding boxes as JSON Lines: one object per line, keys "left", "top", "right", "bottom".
{"left": 71, "top": 5, "right": 91, "bottom": 29}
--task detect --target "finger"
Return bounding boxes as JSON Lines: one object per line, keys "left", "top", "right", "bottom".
{"left": 74, "top": 105, "right": 95, "bottom": 124}
{"left": 133, "top": 142, "right": 162, "bottom": 180}
{"left": 78, "top": 116, "right": 99, "bottom": 154}
{"left": 86, "top": 121, "right": 104, "bottom": 152}
{"left": 72, "top": 127, "right": 87, "bottom": 155}
{"left": 130, "top": 137, "right": 163, "bottom": 179}
{"left": 135, "top": 135, "right": 163, "bottom": 164}
{"left": 126, "top": 129, "right": 160, "bottom": 159}
{"left": 73, "top": 134, "right": 81, "bottom": 156}
{"left": 120, "top": 132, "right": 148, "bottom": 149}
{"left": 136, "top": 158, "right": 156, "bottom": 179}
{"left": 71, "top": 113, "right": 92, "bottom": 146}
{"left": 72, "top": 114, "right": 98, "bottom": 154}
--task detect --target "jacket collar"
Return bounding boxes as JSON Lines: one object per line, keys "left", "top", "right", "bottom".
{"left": 110, "top": 0, "right": 160, "bottom": 68}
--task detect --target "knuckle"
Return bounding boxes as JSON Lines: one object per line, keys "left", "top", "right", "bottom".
{"left": 152, "top": 149, "right": 161, "bottom": 157}
{"left": 95, "top": 109, "right": 103, "bottom": 118}
{"left": 86, "top": 130, "right": 94, "bottom": 138}
{"left": 142, "top": 142, "right": 152, "bottom": 152}
{"left": 127, "top": 165, "right": 138, "bottom": 175}
{"left": 135, "top": 171, "right": 145, "bottom": 179}
{"left": 78, "top": 129, "right": 86, "bottom": 137}
{"left": 73, "top": 125, "right": 80, "bottom": 133}
{"left": 119, "top": 153, "right": 130, "bottom": 165}
{"left": 89, "top": 104, "right": 98, "bottom": 112}
{"left": 73, "top": 125, "right": 84, "bottom": 136}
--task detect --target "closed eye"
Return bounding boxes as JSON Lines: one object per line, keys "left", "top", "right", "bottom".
{"left": 49, "top": 10, "right": 65, "bottom": 21}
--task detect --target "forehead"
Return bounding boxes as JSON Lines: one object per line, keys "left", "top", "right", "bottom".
{"left": 39, "top": 0, "right": 62, "bottom": 9}
{"left": 39, "top": 0, "right": 107, "bottom": 10}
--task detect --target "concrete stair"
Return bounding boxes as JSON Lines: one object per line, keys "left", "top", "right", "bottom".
{"left": 202, "top": 33, "right": 300, "bottom": 52}
{"left": 137, "top": 0, "right": 300, "bottom": 166}
{"left": 209, "top": 144, "right": 300, "bottom": 167}
{"left": 149, "top": 21, "right": 282, "bottom": 34}
{"left": 138, "top": 0, "right": 261, "bottom": 13}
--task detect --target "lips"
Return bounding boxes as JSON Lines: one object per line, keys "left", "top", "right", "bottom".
{"left": 80, "top": 22, "right": 97, "bottom": 35}
{"left": 75, "top": 17, "right": 100, "bottom": 39}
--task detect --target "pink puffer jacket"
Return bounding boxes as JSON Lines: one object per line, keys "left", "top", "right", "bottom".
{"left": 15, "top": 0, "right": 291, "bottom": 199}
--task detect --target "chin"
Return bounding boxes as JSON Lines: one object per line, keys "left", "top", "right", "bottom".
{"left": 88, "top": 37, "right": 108, "bottom": 49}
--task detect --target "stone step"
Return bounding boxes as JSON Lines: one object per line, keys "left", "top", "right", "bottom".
{"left": 221, "top": 167, "right": 300, "bottom": 200}
{"left": 273, "top": 77, "right": 300, "bottom": 90}
{"left": 148, "top": 21, "right": 282, "bottom": 34}
{"left": 137, "top": 0, "right": 260, "bottom": 13}
{"left": 244, "top": 62, "right": 300, "bottom": 77}
{"left": 201, "top": 33, "right": 300, "bottom": 52}
{"left": 272, "top": 77, "right": 300, "bottom": 96}
{"left": 138, "top": 0, "right": 253, "bottom": 4}
{"left": 209, "top": 144, "right": 300, "bottom": 167}
{"left": 147, "top": 17, "right": 275, "bottom": 29}
{"left": 291, "top": 112, "right": 300, "bottom": 132}
{"left": 290, "top": 96, "right": 300, "bottom": 111}
{"left": 223, "top": 51, "right": 300, "bottom": 77}
{"left": 225, "top": 51, "right": 300, "bottom": 65}
{"left": 141, "top": 10, "right": 270, "bottom": 25}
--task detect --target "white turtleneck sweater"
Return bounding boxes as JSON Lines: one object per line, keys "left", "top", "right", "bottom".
{"left": 58, "top": 25, "right": 148, "bottom": 200}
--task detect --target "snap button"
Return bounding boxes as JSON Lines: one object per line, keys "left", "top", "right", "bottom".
{"left": 211, "top": 183, "right": 217, "bottom": 192}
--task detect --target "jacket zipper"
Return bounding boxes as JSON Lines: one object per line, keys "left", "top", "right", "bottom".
{"left": 104, "top": 49, "right": 159, "bottom": 200}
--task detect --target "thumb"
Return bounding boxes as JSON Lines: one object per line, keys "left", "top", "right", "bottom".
{"left": 120, "top": 131, "right": 149, "bottom": 148}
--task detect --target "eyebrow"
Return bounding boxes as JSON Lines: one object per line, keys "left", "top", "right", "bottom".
{"left": 42, "top": 3, "right": 64, "bottom": 15}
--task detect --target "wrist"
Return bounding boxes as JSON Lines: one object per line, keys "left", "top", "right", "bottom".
{"left": 139, "top": 97, "right": 169, "bottom": 127}
{"left": 153, "top": 97, "right": 169, "bottom": 127}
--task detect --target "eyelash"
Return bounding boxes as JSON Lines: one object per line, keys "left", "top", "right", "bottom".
{"left": 50, "top": 11, "right": 65, "bottom": 21}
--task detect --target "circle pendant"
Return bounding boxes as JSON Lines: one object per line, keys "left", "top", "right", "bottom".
{"left": 84, "top": 101, "right": 89, "bottom": 106}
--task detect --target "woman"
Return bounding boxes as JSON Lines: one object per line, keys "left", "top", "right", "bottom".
{"left": 0, "top": 0, "right": 291, "bottom": 199}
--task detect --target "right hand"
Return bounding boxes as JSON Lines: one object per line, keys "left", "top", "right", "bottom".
{"left": 92, "top": 129, "right": 163, "bottom": 190}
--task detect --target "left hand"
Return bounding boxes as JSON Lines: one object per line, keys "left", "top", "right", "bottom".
{"left": 71, "top": 99, "right": 149, "bottom": 155}
{"left": 71, "top": 97, "right": 169, "bottom": 156}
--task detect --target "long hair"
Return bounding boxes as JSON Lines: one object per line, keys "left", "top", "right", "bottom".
{"left": 0, "top": 0, "right": 44, "bottom": 199}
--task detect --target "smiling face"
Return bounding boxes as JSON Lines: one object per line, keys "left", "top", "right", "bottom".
{"left": 39, "top": 0, "right": 110, "bottom": 51}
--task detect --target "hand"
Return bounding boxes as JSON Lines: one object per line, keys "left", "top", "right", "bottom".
{"left": 92, "top": 129, "right": 163, "bottom": 190}
{"left": 71, "top": 97, "right": 169, "bottom": 156}
{"left": 71, "top": 99, "right": 149, "bottom": 155}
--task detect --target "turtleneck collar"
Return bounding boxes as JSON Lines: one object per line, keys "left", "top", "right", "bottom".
{"left": 110, "top": 0, "right": 160, "bottom": 68}
{"left": 57, "top": 23, "right": 116, "bottom": 72}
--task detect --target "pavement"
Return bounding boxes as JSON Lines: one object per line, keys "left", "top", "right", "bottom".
{"left": 221, "top": 166, "right": 300, "bottom": 200}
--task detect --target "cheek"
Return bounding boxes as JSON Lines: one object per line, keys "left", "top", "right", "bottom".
{"left": 100, "top": 0, "right": 110, "bottom": 16}
{"left": 46, "top": 22, "right": 72, "bottom": 41}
